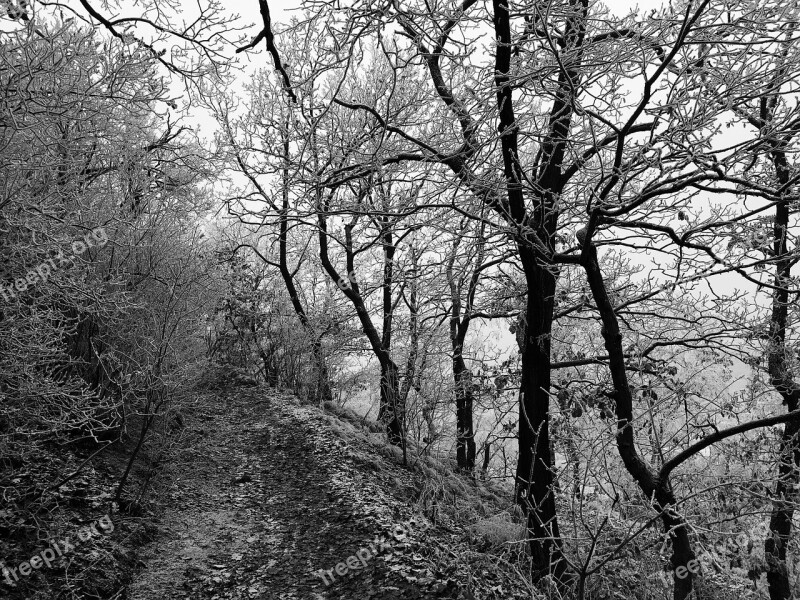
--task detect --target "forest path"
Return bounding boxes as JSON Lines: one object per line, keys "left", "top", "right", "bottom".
{"left": 125, "top": 387, "right": 449, "bottom": 600}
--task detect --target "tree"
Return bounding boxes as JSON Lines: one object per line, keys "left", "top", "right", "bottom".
{"left": 550, "top": 3, "right": 800, "bottom": 597}
{"left": 315, "top": 174, "right": 414, "bottom": 449}
{"left": 212, "top": 89, "right": 336, "bottom": 401}
{"left": 699, "top": 15, "right": 800, "bottom": 598}
{"left": 446, "top": 219, "right": 511, "bottom": 472}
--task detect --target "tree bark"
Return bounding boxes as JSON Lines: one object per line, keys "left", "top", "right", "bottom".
{"left": 766, "top": 417, "right": 800, "bottom": 600}
{"left": 765, "top": 145, "right": 800, "bottom": 600}
{"left": 515, "top": 256, "right": 568, "bottom": 581}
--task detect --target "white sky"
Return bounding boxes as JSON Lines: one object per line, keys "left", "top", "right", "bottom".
{"left": 256, "top": 0, "right": 662, "bottom": 26}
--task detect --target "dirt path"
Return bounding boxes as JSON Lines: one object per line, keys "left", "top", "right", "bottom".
{"left": 125, "top": 387, "right": 451, "bottom": 600}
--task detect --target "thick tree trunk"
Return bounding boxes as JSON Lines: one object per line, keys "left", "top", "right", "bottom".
{"left": 765, "top": 147, "right": 800, "bottom": 600}
{"left": 766, "top": 417, "right": 800, "bottom": 600}
{"left": 492, "top": 0, "right": 571, "bottom": 576}
{"left": 515, "top": 260, "right": 567, "bottom": 581}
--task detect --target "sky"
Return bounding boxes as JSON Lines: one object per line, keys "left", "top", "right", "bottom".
{"left": 252, "top": 0, "right": 662, "bottom": 27}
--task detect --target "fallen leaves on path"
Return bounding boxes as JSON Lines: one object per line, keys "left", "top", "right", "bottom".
{"left": 126, "top": 386, "right": 532, "bottom": 600}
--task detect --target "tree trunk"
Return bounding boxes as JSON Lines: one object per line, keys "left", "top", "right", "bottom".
{"left": 581, "top": 237, "right": 695, "bottom": 600}
{"left": 446, "top": 229, "right": 483, "bottom": 474}
{"left": 379, "top": 360, "right": 403, "bottom": 447}
{"left": 490, "top": 0, "right": 585, "bottom": 579}
{"left": 766, "top": 418, "right": 800, "bottom": 600}
{"left": 317, "top": 197, "right": 405, "bottom": 447}
{"left": 765, "top": 146, "right": 800, "bottom": 600}
{"left": 453, "top": 352, "right": 476, "bottom": 472}
{"left": 515, "top": 259, "right": 567, "bottom": 581}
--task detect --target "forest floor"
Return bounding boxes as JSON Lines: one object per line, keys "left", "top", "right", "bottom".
{"left": 124, "top": 385, "right": 529, "bottom": 600}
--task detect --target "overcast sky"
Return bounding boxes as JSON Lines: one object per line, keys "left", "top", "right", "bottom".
{"left": 251, "top": 0, "right": 660, "bottom": 27}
